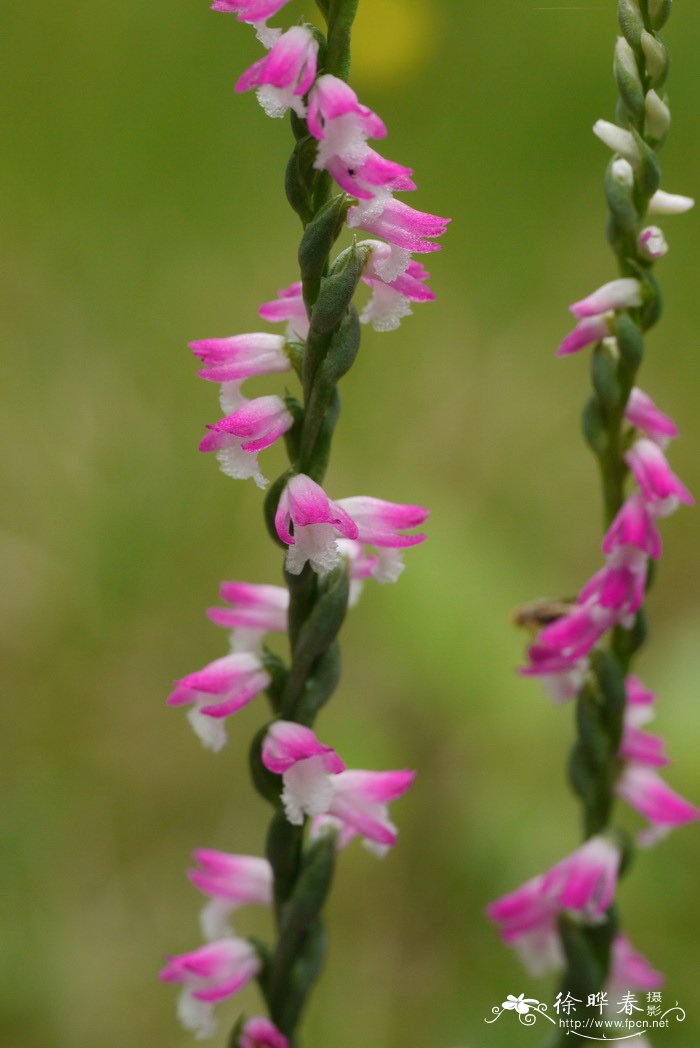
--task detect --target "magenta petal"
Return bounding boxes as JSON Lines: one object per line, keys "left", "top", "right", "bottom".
{"left": 262, "top": 721, "right": 346, "bottom": 775}
{"left": 617, "top": 765, "right": 700, "bottom": 827}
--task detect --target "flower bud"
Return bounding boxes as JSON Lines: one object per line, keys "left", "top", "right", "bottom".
{"left": 648, "top": 0, "right": 672, "bottom": 31}
{"left": 645, "top": 89, "right": 671, "bottom": 142}
{"left": 640, "top": 31, "right": 668, "bottom": 86}
{"left": 614, "top": 37, "right": 645, "bottom": 121}
{"left": 639, "top": 226, "right": 668, "bottom": 261}
{"left": 617, "top": 0, "right": 644, "bottom": 48}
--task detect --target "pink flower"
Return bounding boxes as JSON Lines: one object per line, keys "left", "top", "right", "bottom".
{"left": 602, "top": 494, "right": 662, "bottom": 560}
{"left": 639, "top": 225, "right": 669, "bottom": 260}
{"left": 160, "top": 937, "right": 261, "bottom": 1039}
{"left": 235, "top": 27, "right": 318, "bottom": 119}
{"left": 312, "top": 769, "right": 415, "bottom": 856}
{"left": 207, "top": 581, "right": 289, "bottom": 650}
{"left": 199, "top": 394, "right": 294, "bottom": 489}
{"left": 616, "top": 764, "right": 700, "bottom": 845}
{"left": 359, "top": 241, "right": 435, "bottom": 332}
{"left": 325, "top": 148, "right": 416, "bottom": 202}
{"left": 557, "top": 315, "right": 612, "bottom": 356}
{"left": 625, "top": 387, "right": 679, "bottom": 447}
{"left": 188, "top": 850, "right": 273, "bottom": 940}
{"left": 274, "top": 474, "right": 359, "bottom": 575}
{"left": 191, "top": 332, "right": 290, "bottom": 384}
{"left": 578, "top": 549, "right": 648, "bottom": 628}
{"left": 569, "top": 278, "right": 642, "bottom": 319}
{"left": 307, "top": 75, "right": 386, "bottom": 165}
{"left": 486, "top": 836, "right": 620, "bottom": 975}
{"left": 167, "top": 652, "right": 270, "bottom": 752}
{"left": 526, "top": 605, "right": 608, "bottom": 668}
{"left": 347, "top": 197, "right": 450, "bottom": 254}
{"left": 625, "top": 439, "right": 694, "bottom": 516}
{"left": 520, "top": 649, "right": 590, "bottom": 704}
{"left": 240, "top": 1017, "right": 289, "bottom": 1048}
{"left": 211, "top": 0, "right": 290, "bottom": 20}
{"left": 262, "top": 722, "right": 414, "bottom": 851}
{"left": 620, "top": 675, "right": 668, "bottom": 769}
{"left": 608, "top": 935, "right": 664, "bottom": 994}
{"left": 258, "top": 281, "right": 309, "bottom": 341}
{"left": 335, "top": 496, "right": 429, "bottom": 549}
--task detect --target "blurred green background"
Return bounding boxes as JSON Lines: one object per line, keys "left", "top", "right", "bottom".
{"left": 3, "top": 2, "right": 700, "bottom": 1046}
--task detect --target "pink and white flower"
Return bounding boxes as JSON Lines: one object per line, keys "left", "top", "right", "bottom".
{"left": 359, "top": 240, "right": 435, "bottom": 332}
{"left": 239, "top": 1017, "right": 289, "bottom": 1048}
{"left": 168, "top": 652, "right": 270, "bottom": 752}
{"left": 207, "top": 581, "right": 289, "bottom": 651}
{"left": 258, "top": 281, "right": 309, "bottom": 341}
{"left": 602, "top": 494, "right": 662, "bottom": 560}
{"left": 336, "top": 496, "right": 429, "bottom": 550}
{"left": 325, "top": 147, "right": 416, "bottom": 202}
{"left": 625, "top": 439, "right": 694, "bottom": 517}
{"left": 625, "top": 388, "right": 679, "bottom": 447}
{"left": 639, "top": 225, "right": 669, "bottom": 260}
{"left": 191, "top": 333, "right": 290, "bottom": 384}
{"left": 520, "top": 648, "right": 590, "bottom": 704}
{"left": 188, "top": 850, "right": 273, "bottom": 940}
{"left": 620, "top": 675, "right": 667, "bottom": 769}
{"left": 569, "top": 278, "right": 642, "bottom": 319}
{"left": 578, "top": 548, "right": 648, "bottom": 629}
{"left": 210, "top": 0, "right": 290, "bottom": 21}
{"left": 262, "top": 721, "right": 415, "bottom": 852}
{"left": 557, "top": 314, "right": 612, "bottom": 357}
{"left": 616, "top": 764, "right": 700, "bottom": 846}
{"left": 347, "top": 197, "right": 450, "bottom": 254}
{"left": 486, "top": 836, "right": 620, "bottom": 975}
{"left": 274, "top": 474, "right": 360, "bottom": 576}
{"left": 307, "top": 75, "right": 387, "bottom": 166}
{"left": 160, "top": 937, "right": 261, "bottom": 1040}
{"left": 312, "top": 768, "right": 416, "bottom": 857}
{"left": 608, "top": 934, "right": 664, "bottom": 995}
{"left": 235, "top": 27, "right": 318, "bottom": 119}
{"left": 199, "top": 394, "right": 294, "bottom": 488}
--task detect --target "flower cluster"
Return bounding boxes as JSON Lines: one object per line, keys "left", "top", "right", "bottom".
{"left": 214, "top": 0, "right": 448, "bottom": 333}
{"left": 522, "top": 383, "right": 692, "bottom": 706}
{"left": 163, "top": 2, "right": 438, "bottom": 1041}
{"left": 487, "top": 835, "right": 663, "bottom": 995}
{"left": 160, "top": 717, "right": 414, "bottom": 1038}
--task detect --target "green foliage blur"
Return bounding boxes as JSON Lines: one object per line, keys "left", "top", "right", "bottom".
{"left": 3, "top": 2, "right": 700, "bottom": 1046}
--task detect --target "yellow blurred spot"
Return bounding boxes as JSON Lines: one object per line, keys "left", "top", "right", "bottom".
{"left": 351, "top": 0, "right": 439, "bottom": 84}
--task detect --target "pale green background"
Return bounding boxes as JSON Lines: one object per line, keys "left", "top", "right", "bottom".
{"left": 3, "top": 2, "right": 700, "bottom": 1046}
